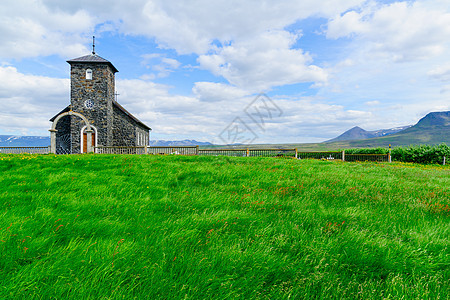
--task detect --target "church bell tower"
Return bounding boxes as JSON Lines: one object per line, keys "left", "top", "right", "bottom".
{"left": 66, "top": 37, "right": 119, "bottom": 151}
{"left": 50, "top": 36, "right": 150, "bottom": 154}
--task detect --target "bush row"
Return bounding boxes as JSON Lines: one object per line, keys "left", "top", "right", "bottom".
{"left": 344, "top": 144, "right": 449, "bottom": 164}
{"left": 391, "top": 144, "right": 449, "bottom": 164}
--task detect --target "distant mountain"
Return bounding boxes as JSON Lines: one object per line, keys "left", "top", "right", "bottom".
{"left": 0, "top": 135, "right": 50, "bottom": 147}
{"left": 324, "top": 111, "right": 450, "bottom": 147}
{"left": 327, "top": 125, "right": 412, "bottom": 142}
{"left": 149, "top": 139, "right": 213, "bottom": 146}
{"left": 413, "top": 111, "right": 450, "bottom": 127}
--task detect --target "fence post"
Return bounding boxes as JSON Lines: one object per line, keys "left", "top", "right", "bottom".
{"left": 196, "top": 145, "right": 199, "bottom": 155}
{"left": 247, "top": 148, "right": 249, "bottom": 157}
{"left": 388, "top": 144, "right": 392, "bottom": 163}
{"left": 144, "top": 145, "right": 148, "bottom": 155}
{"left": 444, "top": 156, "right": 446, "bottom": 166}
{"left": 342, "top": 150, "right": 345, "bottom": 162}
{"left": 49, "top": 129, "right": 57, "bottom": 154}
{"left": 295, "top": 148, "right": 298, "bottom": 159}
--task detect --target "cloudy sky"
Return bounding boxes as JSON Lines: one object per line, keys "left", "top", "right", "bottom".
{"left": 1, "top": 0, "right": 449, "bottom": 144}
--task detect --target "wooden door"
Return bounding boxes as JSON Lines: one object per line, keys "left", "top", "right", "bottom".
{"left": 82, "top": 131, "right": 95, "bottom": 153}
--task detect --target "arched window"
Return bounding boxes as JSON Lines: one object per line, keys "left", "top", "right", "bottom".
{"left": 86, "top": 69, "right": 92, "bottom": 80}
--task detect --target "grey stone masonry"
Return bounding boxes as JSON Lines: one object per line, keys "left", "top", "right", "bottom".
{"left": 69, "top": 61, "right": 116, "bottom": 153}
{"left": 50, "top": 53, "right": 151, "bottom": 154}
{"left": 112, "top": 101, "right": 150, "bottom": 147}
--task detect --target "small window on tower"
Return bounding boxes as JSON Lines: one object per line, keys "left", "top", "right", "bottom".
{"left": 86, "top": 69, "right": 92, "bottom": 80}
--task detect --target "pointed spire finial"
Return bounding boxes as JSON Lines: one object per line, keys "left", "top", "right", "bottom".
{"left": 92, "top": 36, "right": 96, "bottom": 55}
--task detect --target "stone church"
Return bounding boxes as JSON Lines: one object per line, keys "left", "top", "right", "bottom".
{"left": 49, "top": 48, "right": 150, "bottom": 154}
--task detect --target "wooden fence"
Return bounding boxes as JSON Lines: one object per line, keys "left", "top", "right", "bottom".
{"left": 0, "top": 146, "right": 391, "bottom": 162}
{"left": 297, "top": 151, "right": 342, "bottom": 160}
{"left": 147, "top": 146, "right": 198, "bottom": 155}
{"left": 0, "top": 146, "right": 50, "bottom": 154}
{"left": 248, "top": 149, "right": 296, "bottom": 157}
{"left": 345, "top": 153, "right": 390, "bottom": 162}
{"left": 199, "top": 149, "right": 247, "bottom": 157}
{"left": 95, "top": 146, "right": 147, "bottom": 155}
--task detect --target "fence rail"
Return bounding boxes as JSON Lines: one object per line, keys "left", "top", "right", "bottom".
{"left": 250, "top": 149, "right": 296, "bottom": 157}
{"left": 0, "top": 146, "right": 391, "bottom": 162}
{"left": 95, "top": 146, "right": 147, "bottom": 155}
{"left": 0, "top": 146, "right": 50, "bottom": 154}
{"left": 199, "top": 149, "right": 297, "bottom": 157}
{"left": 199, "top": 149, "right": 247, "bottom": 157}
{"left": 297, "top": 151, "right": 343, "bottom": 160}
{"left": 345, "top": 153, "right": 390, "bottom": 162}
{"left": 147, "top": 146, "right": 198, "bottom": 155}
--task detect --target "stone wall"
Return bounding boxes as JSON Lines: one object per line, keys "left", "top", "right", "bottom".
{"left": 112, "top": 104, "right": 137, "bottom": 147}
{"left": 111, "top": 104, "right": 150, "bottom": 147}
{"left": 69, "top": 63, "right": 115, "bottom": 153}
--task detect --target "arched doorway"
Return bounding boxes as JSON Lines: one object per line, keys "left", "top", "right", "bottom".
{"left": 81, "top": 125, "right": 97, "bottom": 153}
{"left": 49, "top": 110, "right": 93, "bottom": 154}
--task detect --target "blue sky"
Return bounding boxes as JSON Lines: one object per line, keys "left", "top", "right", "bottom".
{"left": 1, "top": 0, "right": 449, "bottom": 144}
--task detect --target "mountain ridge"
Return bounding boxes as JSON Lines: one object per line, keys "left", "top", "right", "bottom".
{"left": 326, "top": 125, "right": 412, "bottom": 142}
{"left": 0, "top": 135, "right": 51, "bottom": 147}
{"left": 324, "top": 111, "right": 450, "bottom": 147}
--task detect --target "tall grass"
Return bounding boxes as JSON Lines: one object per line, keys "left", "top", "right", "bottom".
{"left": 0, "top": 154, "right": 449, "bottom": 299}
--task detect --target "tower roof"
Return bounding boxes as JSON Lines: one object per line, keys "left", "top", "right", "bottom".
{"left": 67, "top": 54, "right": 119, "bottom": 73}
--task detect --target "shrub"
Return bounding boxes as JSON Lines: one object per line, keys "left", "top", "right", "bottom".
{"left": 391, "top": 143, "right": 449, "bottom": 164}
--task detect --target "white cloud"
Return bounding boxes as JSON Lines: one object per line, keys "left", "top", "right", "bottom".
{"left": 193, "top": 82, "right": 249, "bottom": 102}
{"left": 0, "top": 66, "right": 69, "bottom": 109}
{"left": 36, "top": 0, "right": 364, "bottom": 55}
{"left": 319, "top": 0, "right": 450, "bottom": 127}
{"left": 198, "top": 30, "right": 328, "bottom": 91}
{"left": 141, "top": 54, "right": 181, "bottom": 78}
{"left": 0, "top": 0, "right": 93, "bottom": 59}
{"left": 326, "top": 1, "right": 450, "bottom": 62}
{"left": 428, "top": 65, "right": 450, "bottom": 82}
{"left": 365, "top": 100, "right": 380, "bottom": 106}
{"left": 0, "top": 66, "right": 69, "bottom": 135}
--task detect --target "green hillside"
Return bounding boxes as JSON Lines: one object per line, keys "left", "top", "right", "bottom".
{"left": 1, "top": 154, "right": 448, "bottom": 299}
{"left": 335, "top": 111, "right": 450, "bottom": 148}
{"left": 317, "top": 127, "right": 449, "bottom": 149}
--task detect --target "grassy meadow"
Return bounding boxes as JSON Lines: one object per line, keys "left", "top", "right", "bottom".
{"left": 0, "top": 154, "right": 449, "bottom": 299}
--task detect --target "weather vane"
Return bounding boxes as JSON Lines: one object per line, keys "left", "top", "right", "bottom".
{"left": 92, "top": 36, "right": 96, "bottom": 55}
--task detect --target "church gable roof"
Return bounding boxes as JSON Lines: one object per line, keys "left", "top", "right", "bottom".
{"left": 67, "top": 54, "right": 119, "bottom": 73}
{"left": 113, "top": 101, "right": 151, "bottom": 131}
{"left": 49, "top": 106, "right": 70, "bottom": 122}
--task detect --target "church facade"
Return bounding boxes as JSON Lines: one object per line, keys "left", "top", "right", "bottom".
{"left": 50, "top": 51, "right": 150, "bottom": 154}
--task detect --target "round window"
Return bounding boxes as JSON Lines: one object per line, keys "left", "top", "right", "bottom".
{"left": 84, "top": 99, "right": 94, "bottom": 109}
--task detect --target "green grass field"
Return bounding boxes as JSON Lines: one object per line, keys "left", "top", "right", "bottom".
{"left": 0, "top": 154, "right": 449, "bottom": 299}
